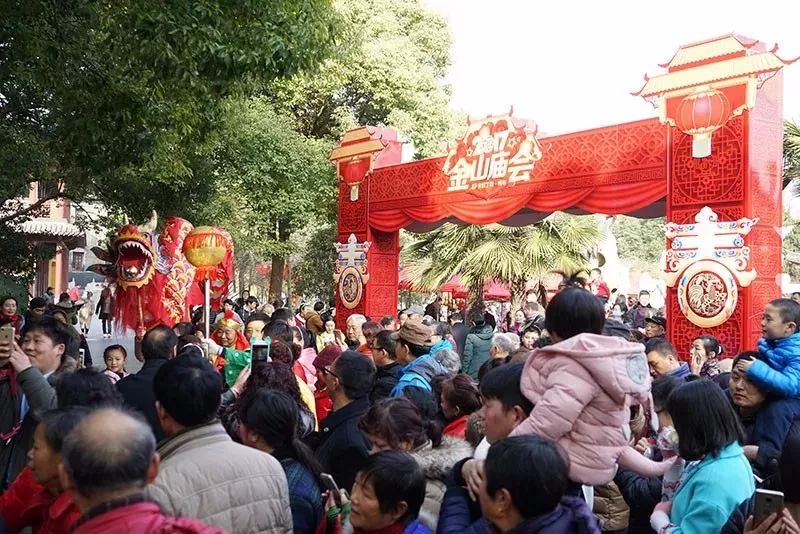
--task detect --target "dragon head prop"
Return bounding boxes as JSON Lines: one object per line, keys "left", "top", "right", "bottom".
{"left": 88, "top": 212, "right": 224, "bottom": 333}
{"left": 89, "top": 211, "right": 158, "bottom": 289}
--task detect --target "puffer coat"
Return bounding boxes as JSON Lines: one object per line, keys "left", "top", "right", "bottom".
{"left": 510, "top": 333, "right": 653, "bottom": 485}
{"left": 147, "top": 421, "right": 293, "bottom": 533}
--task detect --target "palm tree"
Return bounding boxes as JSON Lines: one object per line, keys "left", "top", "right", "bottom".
{"left": 401, "top": 212, "right": 603, "bottom": 308}
{"left": 785, "top": 120, "right": 800, "bottom": 192}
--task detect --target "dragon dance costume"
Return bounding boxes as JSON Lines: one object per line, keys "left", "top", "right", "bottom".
{"left": 89, "top": 212, "right": 234, "bottom": 336}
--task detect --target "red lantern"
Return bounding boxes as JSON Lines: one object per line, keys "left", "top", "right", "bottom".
{"left": 340, "top": 156, "right": 372, "bottom": 201}
{"left": 675, "top": 85, "right": 731, "bottom": 158}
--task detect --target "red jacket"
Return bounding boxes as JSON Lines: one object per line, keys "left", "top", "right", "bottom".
{"left": 314, "top": 388, "right": 333, "bottom": 423}
{"left": 442, "top": 416, "right": 468, "bottom": 440}
{"left": 73, "top": 502, "right": 223, "bottom": 534}
{"left": 0, "top": 465, "right": 80, "bottom": 533}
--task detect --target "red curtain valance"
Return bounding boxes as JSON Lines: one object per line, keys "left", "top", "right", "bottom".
{"left": 369, "top": 180, "right": 667, "bottom": 232}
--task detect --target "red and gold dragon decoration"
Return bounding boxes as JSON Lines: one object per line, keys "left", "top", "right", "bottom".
{"left": 89, "top": 212, "right": 233, "bottom": 335}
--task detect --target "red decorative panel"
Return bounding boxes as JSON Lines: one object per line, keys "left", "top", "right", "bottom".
{"left": 670, "top": 116, "right": 744, "bottom": 206}
{"left": 668, "top": 206, "right": 744, "bottom": 226}
{"left": 667, "top": 287, "right": 744, "bottom": 360}
{"left": 364, "top": 229, "right": 399, "bottom": 322}
{"left": 369, "top": 119, "right": 668, "bottom": 210}
{"left": 338, "top": 181, "right": 368, "bottom": 235}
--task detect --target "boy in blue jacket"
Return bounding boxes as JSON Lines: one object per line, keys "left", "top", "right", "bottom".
{"left": 739, "top": 298, "right": 800, "bottom": 475}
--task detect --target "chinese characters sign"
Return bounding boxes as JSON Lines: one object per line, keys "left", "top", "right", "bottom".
{"left": 442, "top": 112, "right": 543, "bottom": 192}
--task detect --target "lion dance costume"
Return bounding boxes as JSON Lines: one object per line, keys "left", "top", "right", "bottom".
{"left": 89, "top": 212, "right": 233, "bottom": 337}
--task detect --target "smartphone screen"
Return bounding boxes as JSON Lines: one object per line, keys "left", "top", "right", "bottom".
{"left": 0, "top": 325, "right": 13, "bottom": 346}
{"left": 251, "top": 345, "right": 271, "bottom": 362}
{"left": 320, "top": 473, "right": 339, "bottom": 494}
{"left": 755, "top": 489, "right": 784, "bottom": 524}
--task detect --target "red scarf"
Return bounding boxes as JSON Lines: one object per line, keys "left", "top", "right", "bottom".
{"left": 0, "top": 367, "right": 22, "bottom": 441}
{"left": 353, "top": 523, "right": 406, "bottom": 534}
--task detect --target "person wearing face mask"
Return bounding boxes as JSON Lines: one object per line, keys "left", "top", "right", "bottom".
{"left": 0, "top": 316, "right": 75, "bottom": 489}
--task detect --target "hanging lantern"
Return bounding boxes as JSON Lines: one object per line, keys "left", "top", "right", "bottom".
{"left": 340, "top": 156, "right": 372, "bottom": 201}
{"left": 183, "top": 226, "right": 230, "bottom": 279}
{"left": 674, "top": 85, "right": 731, "bottom": 158}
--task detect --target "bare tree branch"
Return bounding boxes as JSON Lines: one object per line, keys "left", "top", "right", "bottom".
{"left": 0, "top": 192, "right": 66, "bottom": 225}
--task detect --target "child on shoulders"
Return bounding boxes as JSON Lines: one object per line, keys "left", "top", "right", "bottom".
{"left": 509, "top": 287, "right": 674, "bottom": 487}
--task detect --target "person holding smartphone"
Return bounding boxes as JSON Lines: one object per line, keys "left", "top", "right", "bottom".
{"left": 239, "top": 389, "right": 324, "bottom": 534}
{"left": 0, "top": 317, "right": 73, "bottom": 489}
{"left": 722, "top": 424, "right": 800, "bottom": 533}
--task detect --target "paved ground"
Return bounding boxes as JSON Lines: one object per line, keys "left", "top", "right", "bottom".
{"left": 84, "top": 318, "right": 142, "bottom": 373}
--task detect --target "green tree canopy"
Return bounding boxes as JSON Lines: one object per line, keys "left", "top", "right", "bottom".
{"left": 1, "top": 1, "right": 340, "bottom": 224}
{"left": 611, "top": 215, "right": 666, "bottom": 269}
{"left": 196, "top": 98, "right": 336, "bottom": 299}
{"left": 785, "top": 120, "right": 800, "bottom": 183}
{"left": 270, "top": 0, "right": 459, "bottom": 156}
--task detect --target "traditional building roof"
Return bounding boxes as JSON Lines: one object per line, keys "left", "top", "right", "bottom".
{"left": 633, "top": 34, "right": 797, "bottom": 98}
{"left": 19, "top": 218, "right": 83, "bottom": 238}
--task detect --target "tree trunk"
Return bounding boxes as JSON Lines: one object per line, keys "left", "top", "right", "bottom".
{"left": 469, "top": 282, "right": 484, "bottom": 312}
{"left": 269, "top": 255, "right": 284, "bottom": 304}
{"left": 510, "top": 278, "right": 528, "bottom": 311}
{"left": 268, "top": 219, "right": 292, "bottom": 306}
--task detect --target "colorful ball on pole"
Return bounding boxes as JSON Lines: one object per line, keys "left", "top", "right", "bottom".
{"left": 182, "top": 226, "right": 231, "bottom": 277}
{"left": 675, "top": 85, "right": 731, "bottom": 158}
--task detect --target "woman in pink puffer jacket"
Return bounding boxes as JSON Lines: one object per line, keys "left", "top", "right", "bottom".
{"left": 510, "top": 287, "right": 673, "bottom": 485}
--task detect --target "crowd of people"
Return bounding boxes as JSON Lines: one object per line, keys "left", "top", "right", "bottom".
{"left": 1, "top": 276, "right": 800, "bottom": 533}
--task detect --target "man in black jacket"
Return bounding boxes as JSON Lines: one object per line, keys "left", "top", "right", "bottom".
{"left": 116, "top": 325, "right": 177, "bottom": 441}
{"left": 311, "top": 350, "right": 376, "bottom": 492}
{"left": 370, "top": 330, "right": 402, "bottom": 403}
{"left": 449, "top": 312, "right": 468, "bottom": 358}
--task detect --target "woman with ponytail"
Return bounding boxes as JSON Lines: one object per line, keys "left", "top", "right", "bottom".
{"left": 359, "top": 397, "right": 472, "bottom": 531}
{"left": 439, "top": 374, "right": 482, "bottom": 439}
{"left": 239, "top": 389, "right": 324, "bottom": 534}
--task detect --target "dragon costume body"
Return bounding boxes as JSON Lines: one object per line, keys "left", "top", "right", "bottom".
{"left": 89, "top": 212, "right": 233, "bottom": 334}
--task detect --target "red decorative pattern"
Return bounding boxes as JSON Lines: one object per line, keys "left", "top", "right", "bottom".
{"left": 670, "top": 117, "right": 744, "bottom": 206}
{"left": 365, "top": 229, "right": 399, "bottom": 321}
{"left": 338, "top": 181, "right": 368, "bottom": 234}
{"left": 686, "top": 271, "right": 728, "bottom": 318}
{"left": 668, "top": 287, "right": 744, "bottom": 360}
{"left": 668, "top": 206, "right": 744, "bottom": 226}
{"left": 368, "top": 119, "right": 668, "bottom": 226}
{"left": 334, "top": 72, "right": 785, "bottom": 341}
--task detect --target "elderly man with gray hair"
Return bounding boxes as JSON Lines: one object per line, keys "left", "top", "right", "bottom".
{"left": 59, "top": 408, "right": 221, "bottom": 533}
{"left": 490, "top": 333, "right": 518, "bottom": 361}
{"left": 345, "top": 313, "right": 368, "bottom": 352}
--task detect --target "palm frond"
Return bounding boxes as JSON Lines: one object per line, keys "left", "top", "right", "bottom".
{"left": 401, "top": 213, "right": 603, "bottom": 301}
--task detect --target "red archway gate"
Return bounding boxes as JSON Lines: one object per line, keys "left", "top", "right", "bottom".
{"left": 330, "top": 35, "right": 794, "bottom": 356}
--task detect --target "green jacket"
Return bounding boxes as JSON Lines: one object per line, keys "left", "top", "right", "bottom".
{"left": 461, "top": 324, "right": 494, "bottom": 380}
{"left": 221, "top": 348, "right": 251, "bottom": 387}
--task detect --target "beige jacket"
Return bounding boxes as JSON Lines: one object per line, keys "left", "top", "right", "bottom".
{"left": 410, "top": 436, "right": 473, "bottom": 531}
{"left": 147, "top": 421, "right": 292, "bottom": 534}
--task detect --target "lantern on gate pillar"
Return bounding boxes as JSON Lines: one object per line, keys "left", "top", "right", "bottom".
{"left": 633, "top": 35, "right": 797, "bottom": 159}
{"left": 675, "top": 86, "right": 731, "bottom": 158}
{"left": 329, "top": 127, "right": 388, "bottom": 201}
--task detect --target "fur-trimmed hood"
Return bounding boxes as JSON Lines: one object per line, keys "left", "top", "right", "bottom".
{"left": 411, "top": 436, "right": 473, "bottom": 481}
